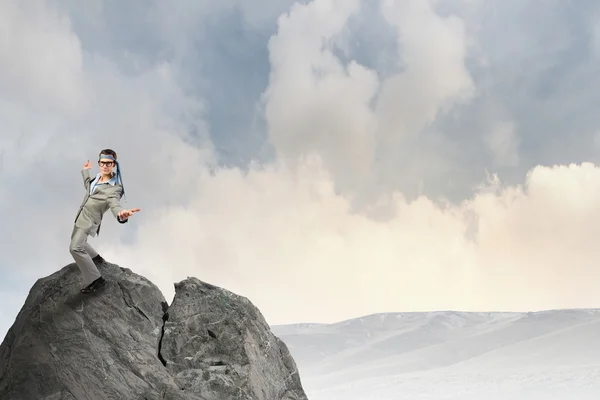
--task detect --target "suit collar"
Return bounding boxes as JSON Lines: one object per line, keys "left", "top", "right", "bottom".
{"left": 92, "top": 173, "right": 117, "bottom": 186}
{"left": 90, "top": 173, "right": 119, "bottom": 195}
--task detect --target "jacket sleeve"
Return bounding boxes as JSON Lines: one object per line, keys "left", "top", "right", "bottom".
{"left": 81, "top": 169, "right": 91, "bottom": 190}
{"left": 108, "top": 187, "right": 128, "bottom": 224}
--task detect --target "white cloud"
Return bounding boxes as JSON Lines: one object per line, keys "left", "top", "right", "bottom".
{"left": 102, "top": 159, "right": 600, "bottom": 325}
{"left": 264, "top": 0, "right": 475, "bottom": 198}
{"left": 264, "top": 0, "right": 377, "bottom": 194}
{"left": 0, "top": 0, "right": 85, "bottom": 114}
{"left": 377, "top": 0, "right": 474, "bottom": 139}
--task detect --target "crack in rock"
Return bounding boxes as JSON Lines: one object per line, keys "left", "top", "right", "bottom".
{"left": 158, "top": 309, "right": 169, "bottom": 367}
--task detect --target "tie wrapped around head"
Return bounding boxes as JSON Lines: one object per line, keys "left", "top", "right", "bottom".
{"left": 99, "top": 153, "right": 125, "bottom": 200}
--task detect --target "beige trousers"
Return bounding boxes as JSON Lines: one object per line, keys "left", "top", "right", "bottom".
{"left": 69, "top": 226, "right": 101, "bottom": 286}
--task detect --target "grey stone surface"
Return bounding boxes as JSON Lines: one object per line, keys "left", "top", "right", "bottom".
{"left": 0, "top": 263, "right": 308, "bottom": 400}
{"left": 160, "top": 278, "right": 307, "bottom": 400}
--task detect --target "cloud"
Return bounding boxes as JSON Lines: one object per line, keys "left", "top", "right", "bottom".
{"left": 100, "top": 0, "right": 600, "bottom": 324}
{"left": 264, "top": 0, "right": 378, "bottom": 194}
{"left": 0, "top": 0, "right": 85, "bottom": 114}
{"left": 377, "top": 0, "right": 474, "bottom": 138}
{"left": 3, "top": 0, "right": 600, "bottom": 341}
{"left": 103, "top": 159, "right": 600, "bottom": 325}
{"left": 265, "top": 0, "right": 475, "bottom": 202}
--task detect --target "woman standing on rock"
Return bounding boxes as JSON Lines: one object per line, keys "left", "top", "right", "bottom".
{"left": 69, "top": 149, "right": 140, "bottom": 293}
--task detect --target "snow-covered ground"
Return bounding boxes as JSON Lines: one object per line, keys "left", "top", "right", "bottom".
{"left": 272, "top": 309, "right": 600, "bottom": 399}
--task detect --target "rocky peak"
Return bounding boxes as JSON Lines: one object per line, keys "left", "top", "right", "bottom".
{"left": 0, "top": 262, "right": 308, "bottom": 400}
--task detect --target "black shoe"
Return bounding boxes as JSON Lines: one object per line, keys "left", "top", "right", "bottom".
{"left": 92, "top": 254, "right": 106, "bottom": 267}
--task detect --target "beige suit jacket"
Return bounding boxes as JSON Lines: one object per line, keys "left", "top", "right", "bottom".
{"left": 74, "top": 168, "right": 127, "bottom": 237}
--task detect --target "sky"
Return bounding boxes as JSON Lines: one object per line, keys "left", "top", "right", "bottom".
{"left": 3, "top": 0, "right": 600, "bottom": 340}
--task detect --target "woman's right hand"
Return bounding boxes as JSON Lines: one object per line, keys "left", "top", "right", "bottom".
{"left": 83, "top": 160, "right": 92, "bottom": 170}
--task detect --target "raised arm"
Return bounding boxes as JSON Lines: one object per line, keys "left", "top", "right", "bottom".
{"left": 82, "top": 160, "right": 92, "bottom": 190}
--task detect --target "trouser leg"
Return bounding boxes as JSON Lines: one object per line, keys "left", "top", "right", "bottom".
{"left": 69, "top": 226, "right": 101, "bottom": 286}
{"left": 84, "top": 242, "right": 99, "bottom": 259}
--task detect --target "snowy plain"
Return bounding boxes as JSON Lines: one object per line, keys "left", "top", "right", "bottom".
{"left": 272, "top": 309, "right": 600, "bottom": 399}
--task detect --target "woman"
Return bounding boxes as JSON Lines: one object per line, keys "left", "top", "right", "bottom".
{"left": 69, "top": 149, "right": 140, "bottom": 293}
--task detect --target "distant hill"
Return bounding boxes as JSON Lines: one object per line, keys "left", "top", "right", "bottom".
{"left": 272, "top": 309, "right": 600, "bottom": 400}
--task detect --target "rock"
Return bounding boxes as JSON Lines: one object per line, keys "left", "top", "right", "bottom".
{"left": 160, "top": 278, "right": 306, "bottom": 400}
{"left": 0, "top": 262, "right": 308, "bottom": 400}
